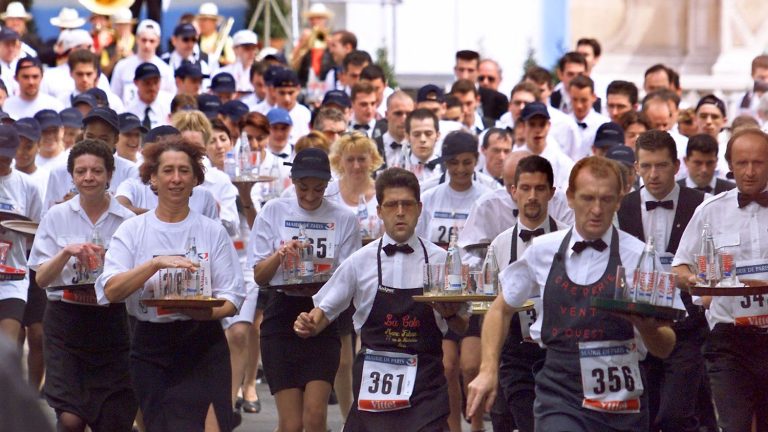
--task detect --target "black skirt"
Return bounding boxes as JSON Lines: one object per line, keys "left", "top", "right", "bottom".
{"left": 43, "top": 300, "right": 136, "bottom": 429}
{"left": 130, "top": 319, "right": 232, "bottom": 432}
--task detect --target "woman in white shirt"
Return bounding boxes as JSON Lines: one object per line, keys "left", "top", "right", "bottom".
{"left": 250, "top": 148, "right": 360, "bottom": 432}
{"left": 96, "top": 137, "right": 245, "bottom": 431}
{"left": 29, "top": 140, "right": 137, "bottom": 432}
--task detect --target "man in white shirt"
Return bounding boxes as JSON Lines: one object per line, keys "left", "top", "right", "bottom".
{"left": 220, "top": 30, "right": 258, "bottom": 94}
{"left": 268, "top": 68, "right": 311, "bottom": 143}
{"left": 360, "top": 64, "right": 393, "bottom": 119}
{"left": 174, "top": 61, "right": 206, "bottom": 97}
{"left": 32, "top": 109, "right": 67, "bottom": 169}
{"left": 125, "top": 63, "right": 173, "bottom": 130}
{"left": 468, "top": 156, "right": 676, "bottom": 431}
{"left": 348, "top": 80, "right": 382, "bottom": 139}
{"left": 59, "top": 49, "right": 124, "bottom": 113}
{"left": 160, "top": 23, "right": 214, "bottom": 84}
{"left": 642, "top": 90, "right": 689, "bottom": 180}
{"left": 479, "top": 128, "right": 512, "bottom": 184}
{"left": 523, "top": 67, "right": 581, "bottom": 156}
{"left": 3, "top": 57, "right": 64, "bottom": 119}
{"left": 451, "top": 79, "right": 492, "bottom": 135}
{"left": 403, "top": 108, "right": 441, "bottom": 181}
{"left": 567, "top": 75, "right": 610, "bottom": 161}
{"left": 375, "top": 91, "right": 414, "bottom": 169}
{"left": 515, "top": 102, "right": 574, "bottom": 191}
{"left": 266, "top": 108, "right": 294, "bottom": 160}
{"left": 0, "top": 27, "right": 22, "bottom": 97}
{"left": 11, "top": 117, "right": 48, "bottom": 202}
{"left": 678, "top": 134, "right": 736, "bottom": 195}
{"left": 606, "top": 80, "right": 639, "bottom": 124}
{"left": 110, "top": 19, "right": 175, "bottom": 106}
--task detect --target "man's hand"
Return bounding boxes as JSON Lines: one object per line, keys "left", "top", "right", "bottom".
{"left": 465, "top": 370, "right": 498, "bottom": 421}
{"left": 294, "top": 311, "right": 318, "bottom": 338}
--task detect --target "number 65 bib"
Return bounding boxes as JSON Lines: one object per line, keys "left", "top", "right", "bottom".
{"left": 358, "top": 349, "right": 418, "bottom": 412}
{"left": 579, "top": 339, "right": 643, "bottom": 414}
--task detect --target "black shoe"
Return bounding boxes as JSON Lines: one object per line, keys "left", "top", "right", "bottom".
{"left": 242, "top": 399, "right": 261, "bottom": 414}
{"left": 232, "top": 410, "right": 242, "bottom": 428}
{"left": 235, "top": 397, "right": 244, "bottom": 410}
{"left": 328, "top": 389, "right": 338, "bottom": 405}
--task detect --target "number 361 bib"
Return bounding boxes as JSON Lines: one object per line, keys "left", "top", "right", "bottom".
{"left": 579, "top": 339, "right": 643, "bottom": 414}
{"left": 358, "top": 349, "right": 418, "bottom": 412}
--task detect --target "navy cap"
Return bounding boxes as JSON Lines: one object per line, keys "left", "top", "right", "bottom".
{"left": 173, "top": 23, "right": 197, "bottom": 38}
{"left": 267, "top": 107, "right": 292, "bottom": 126}
{"left": 441, "top": 131, "right": 478, "bottom": 159}
{"left": 593, "top": 122, "right": 624, "bottom": 149}
{"left": 605, "top": 145, "right": 635, "bottom": 167}
{"left": 696, "top": 94, "right": 726, "bottom": 117}
{"left": 84, "top": 88, "right": 108, "bottom": 106}
{"left": 145, "top": 125, "right": 180, "bottom": 143}
{"left": 83, "top": 107, "right": 119, "bottom": 132}
{"left": 520, "top": 102, "right": 550, "bottom": 121}
{"left": 15, "top": 56, "right": 41, "bottom": 76}
{"left": 270, "top": 68, "right": 299, "bottom": 87}
{"left": 134, "top": 62, "right": 161, "bottom": 81}
{"left": 0, "top": 125, "right": 20, "bottom": 158}
{"left": 219, "top": 100, "right": 249, "bottom": 121}
{"left": 118, "top": 112, "right": 148, "bottom": 134}
{"left": 197, "top": 94, "right": 222, "bottom": 119}
{"left": 0, "top": 111, "right": 11, "bottom": 123}
{"left": 0, "top": 27, "right": 20, "bottom": 42}
{"left": 13, "top": 118, "right": 41, "bottom": 142}
{"left": 175, "top": 61, "right": 207, "bottom": 79}
{"left": 417, "top": 84, "right": 445, "bottom": 103}
{"left": 290, "top": 148, "right": 331, "bottom": 180}
{"left": 210, "top": 72, "right": 236, "bottom": 93}
{"left": 263, "top": 65, "right": 283, "bottom": 86}
{"left": 33, "top": 109, "right": 62, "bottom": 130}
{"left": 322, "top": 90, "right": 351, "bottom": 109}
{"left": 72, "top": 92, "right": 96, "bottom": 108}
{"left": 59, "top": 108, "right": 83, "bottom": 128}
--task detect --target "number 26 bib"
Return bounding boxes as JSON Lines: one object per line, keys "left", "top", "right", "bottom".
{"left": 579, "top": 339, "right": 643, "bottom": 414}
{"left": 358, "top": 349, "right": 418, "bottom": 412}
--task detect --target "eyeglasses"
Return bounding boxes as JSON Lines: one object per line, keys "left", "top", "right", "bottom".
{"left": 182, "top": 37, "right": 198, "bottom": 43}
{"left": 478, "top": 75, "right": 497, "bottom": 83}
{"left": 380, "top": 199, "right": 419, "bottom": 210}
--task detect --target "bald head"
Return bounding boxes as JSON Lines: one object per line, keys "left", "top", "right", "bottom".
{"left": 503, "top": 150, "right": 532, "bottom": 187}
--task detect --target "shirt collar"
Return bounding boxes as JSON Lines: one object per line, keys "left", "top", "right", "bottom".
{"left": 568, "top": 225, "right": 613, "bottom": 257}
{"left": 382, "top": 232, "right": 419, "bottom": 249}
{"left": 640, "top": 182, "right": 680, "bottom": 206}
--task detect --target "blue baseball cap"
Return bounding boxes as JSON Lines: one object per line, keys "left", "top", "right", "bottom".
{"left": 84, "top": 88, "right": 108, "bottom": 107}
{"left": 59, "top": 108, "right": 83, "bottom": 128}
{"left": 13, "top": 118, "right": 41, "bottom": 142}
{"left": 417, "top": 84, "right": 444, "bottom": 103}
{"left": 0, "top": 28, "right": 20, "bottom": 42}
{"left": 219, "top": 100, "right": 249, "bottom": 121}
{"left": 267, "top": 108, "right": 292, "bottom": 126}
{"left": 210, "top": 72, "right": 236, "bottom": 94}
{"left": 175, "top": 61, "right": 207, "bottom": 79}
{"left": 197, "top": 94, "right": 221, "bottom": 119}
{"left": 83, "top": 107, "right": 119, "bottom": 132}
{"left": 134, "top": 62, "right": 161, "bottom": 81}
{"left": 322, "top": 90, "right": 351, "bottom": 109}
{"left": 270, "top": 68, "right": 299, "bottom": 87}
{"left": 72, "top": 93, "right": 96, "bottom": 108}
{"left": 33, "top": 109, "right": 62, "bottom": 130}
{"left": 118, "top": 112, "right": 148, "bottom": 134}
{"left": 594, "top": 122, "right": 624, "bottom": 149}
{"left": 520, "top": 102, "right": 550, "bottom": 122}
{"left": 605, "top": 144, "right": 635, "bottom": 167}
{"left": 173, "top": 23, "right": 197, "bottom": 38}
{"left": 0, "top": 125, "right": 20, "bottom": 158}
{"left": 145, "top": 125, "right": 180, "bottom": 143}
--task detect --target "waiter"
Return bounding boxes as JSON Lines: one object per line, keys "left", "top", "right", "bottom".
{"left": 486, "top": 155, "right": 566, "bottom": 432}
{"left": 616, "top": 130, "right": 715, "bottom": 432}
{"left": 467, "top": 156, "right": 676, "bottom": 431}
{"left": 672, "top": 128, "right": 768, "bottom": 432}
{"left": 294, "top": 167, "right": 469, "bottom": 431}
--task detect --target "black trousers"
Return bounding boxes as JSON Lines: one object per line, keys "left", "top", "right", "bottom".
{"left": 704, "top": 323, "right": 768, "bottom": 432}
{"left": 130, "top": 0, "right": 162, "bottom": 26}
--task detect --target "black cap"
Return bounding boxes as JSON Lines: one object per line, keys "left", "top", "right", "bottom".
{"left": 118, "top": 112, "right": 148, "bottom": 134}
{"left": 270, "top": 68, "right": 299, "bottom": 87}
{"left": 441, "top": 131, "right": 478, "bottom": 159}
{"left": 0, "top": 111, "right": 11, "bottom": 123}
{"left": 13, "top": 118, "right": 41, "bottom": 142}
{"left": 696, "top": 94, "right": 726, "bottom": 117}
{"left": 605, "top": 145, "right": 635, "bottom": 167}
{"left": 210, "top": 72, "right": 236, "bottom": 93}
{"left": 0, "top": 125, "right": 20, "bottom": 158}
{"left": 520, "top": 102, "right": 550, "bottom": 121}
{"left": 291, "top": 148, "right": 331, "bottom": 180}
{"left": 417, "top": 84, "right": 445, "bottom": 103}
{"left": 263, "top": 65, "right": 283, "bottom": 86}
{"left": 197, "top": 94, "right": 221, "bottom": 119}
{"left": 59, "top": 108, "right": 83, "bottom": 128}
{"left": 84, "top": 88, "right": 108, "bottom": 106}
{"left": 219, "top": 100, "right": 249, "bottom": 121}
{"left": 175, "top": 61, "right": 207, "bottom": 79}
{"left": 0, "top": 28, "right": 20, "bottom": 42}
{"left": 173, "top": 23, "right": 197, "bottom": 38}
{"left": 33, "top": 109, "right": 62, "bottom": 130}
{"left": 72, "top": 93, "right": 96, "bottom": 108}
{"left": 15, "top": 56, "right": 41, "bottom": 76}
{"left": 145, "top": 125, "right": 180, "bottom": 143}
{"left": 134, "top": 62, "right": 161, "bottom": 81}
{"left": 322, "top": 90, "right": 351, "bottom": 109}
{"left": 593, "top": 122, "right": 624, "bottom": 149}
{"left": 83, "top": 107, "right": 119, "bottom": 132}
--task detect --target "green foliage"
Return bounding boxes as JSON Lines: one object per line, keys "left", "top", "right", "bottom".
{"left": 247, "top": 0, "right": 290, "bottom": 40}
{"left": 376, "top": 46, "right": 397, "bottom": 88}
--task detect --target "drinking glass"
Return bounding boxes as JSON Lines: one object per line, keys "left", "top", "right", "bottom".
{"left": 614, "top": 266, "right": 631, "bottom": 301}
{"left": 466, "top": 271, "right": 483, "bottom": 295}
{"left": 423, "top": 264, "right": 444, "bottom": 296}
{"left": 654, "top": 272, "right": 677, "bottom": 307}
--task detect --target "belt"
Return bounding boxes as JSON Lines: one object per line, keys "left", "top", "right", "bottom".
{"left": 714, "top": 322, "right": 768, "bottom": 334}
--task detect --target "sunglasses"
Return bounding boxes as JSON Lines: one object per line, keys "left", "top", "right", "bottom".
{"left": 478, "top": 75, "right": 497, "bottom": 83}
{"left": 182, "top": 37, "right": 198, "bottom": 43}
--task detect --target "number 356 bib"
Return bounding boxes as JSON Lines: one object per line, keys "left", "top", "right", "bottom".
{"left": 579, "top": 339, "right": 643, "bottom": 414}
{"left": 358, "top": 349, "right": 418, "bottom": 412}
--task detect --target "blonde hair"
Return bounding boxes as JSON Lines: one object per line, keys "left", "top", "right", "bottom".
{"left": 295, "top": 131, "right": 331, "bottom": 154}
{"left": 329, "top": 131, "right": 384, "bottom": 176}
{"left": 171, "top": 110, "right": 213, "bottom": 145}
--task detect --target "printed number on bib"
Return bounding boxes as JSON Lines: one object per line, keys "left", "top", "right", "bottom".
{"left": 358, "top": 349, "right": 417, "bottom": 412}
{"left": 579, "top": 339, "right": 643, "bottom": 413}
{"left": 519, "top": 300, "right": 539, "bottom": 341}
{"left": 284, "top": 220, "right": 337, "bottom": 259}
{"left": 430, "top": 211, "right": 467, "bottom": 244}
{"left": 733, "top": 262, "right": 768, "bottom": 327}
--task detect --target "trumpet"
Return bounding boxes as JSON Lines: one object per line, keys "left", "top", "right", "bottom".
{"left": 211, "top": 17, "right": 235, "bottom": 65}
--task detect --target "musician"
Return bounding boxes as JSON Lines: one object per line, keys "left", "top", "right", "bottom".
{"left": 196, "top": 3, "right": 235, "bottom": 66}
{"left": 101, "top": 8, "right": 136, "bottom": 78}
{"left": 220, "top": 30, "right": 259, "bottom": 94}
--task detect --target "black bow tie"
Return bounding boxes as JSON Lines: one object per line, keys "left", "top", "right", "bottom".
{"left": 424, "top": 159, "right": 440, "bottom": 171}
{"left": 572, "top": 238, "right": 608, "bottom": 254}
{"left": 519, "top": 228, "right": 545, "bottom": 243}
{"left": 382, "top": 243, "right": 414, "bottom": 256}
{"left": 390, "top": 142, "right": 403, "bottom": 150}
{"left": 273, "top": 152, "right": 290, "bottom": 159}
{"left": 645, "top": 200, "right": 674, "bottom": 211}
{"left": 353, "top": 124, "right": 370, "bottom": 131}
{"left": 695, "top": 186, "right": 713, "bottom": 194}
{"left": 737, "top": 191, "right": 768, "bottom": 208}
{"left": 577, "top": 122, "right": 588, "bottom": 129}
{"left": 513, "top": 209, "right": 519, "bottom": 218}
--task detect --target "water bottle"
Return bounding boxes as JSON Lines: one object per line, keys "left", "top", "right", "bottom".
{"left": 185, "top": 237, "right": 201, "bottom": 296}
{"left": 224, "top": 151, "right": 238, "bottom": 179}
{"left": 281, "top": 238, "right": 298, "bottom": 283}
{"left": 633, "top": 236, "right": 657, "bottom": 303}
{"left": 444, "top": 232, "right": 463, "bottom": 294}
{"left": 357, "top": 194, "right": 370, "bottom": 238}
{"left": 297, "top": 224, "right": 315, "bottom": 280}
{"left": 697, "top": 223, "right": 719, "bottom": 283}
{"left": 481, "top": 245, "right": 499, "bottom": 295}
{"left": 88, "top": 228, "right": 104, "bottom": 281}
{"left": 267, "top": 156, "right": 281, "bottom": 199}
{"left": 239, "top": 132, "right": 253, "bottom": 179}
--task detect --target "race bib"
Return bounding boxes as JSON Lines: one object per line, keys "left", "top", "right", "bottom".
{"left": 579, "top": 339, "right": 643, "bottom": 413}
{"left": 519, "top": 297, "right": 541, "bottom": 341}
{"left": 428, "top": 210, "right": 467, "bottom": 244}
{"left": 61, "top": 287, "right": 99, "bottom": 306}
{"left": 733, "top": 262, "right": 768, "bottom": 327}
{"left": 658, "top": 252, "right": 674, "bottom": 273}
{"left": 358, "top": 349, "right": 418, "bottom": 412}
{"left": 283, "top": 220, "right": 337, "bottom": 259}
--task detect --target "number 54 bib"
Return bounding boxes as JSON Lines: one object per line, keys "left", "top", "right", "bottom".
{"left": 579, "top": 339, "right": 643, "bottom": 414}
{"left": 358, "top": 349, "right": 418, "bottom": 412}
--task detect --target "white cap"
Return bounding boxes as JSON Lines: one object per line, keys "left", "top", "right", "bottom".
{"left": 232, "top": 30, "right": 258, "bottom": 47}
{"left": 49, "top": 8, "right": 86, "bottom": 29}
{"left": 197, "top": 2, "right": 219, "bottom": 18}
{"left": 304, "top": 3, "right": 333, "bottom": 19}
{"left": 57, "top": 29, "right": 93, "bottom": 52}
{"left": 256, "top": 46, "right": 279, "bottom": 62}
{"left": 1, "top": 1, "right": 31, "bottom": 20}
{"left": 136, "top": 19, "right": 161, "bottom": 38}
{"left": 112, "top": 8, "right": 134, "bottom": 25}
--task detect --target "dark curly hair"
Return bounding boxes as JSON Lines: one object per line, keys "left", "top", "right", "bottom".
{"left": 139, "top": 136, "right": 206, "bottom": 194}
{"left": 67, "top": 139, "right": 115, "bottom": 176}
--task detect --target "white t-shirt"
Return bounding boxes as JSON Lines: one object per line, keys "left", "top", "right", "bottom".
{"left": 36, "top": 151, "right": 68, "bottom": 171}
{"left": 19, "top": 167, "right": 49, "bottom": 205}
{"left": 115, "top": 176, "right": 220, "bottom": 221}
{"left": 110, "top": 54, "right": 177, "bottom": 107}
{"left": 28, "top": 196, "right": 134, "bottom": 301}
{"left": 200, "top": 158, "right": 239, "bottom": 232}
{"left": 40, "top": 64, "right": 112, "bottom": 101}
{"left": 417, "top": 182, "right": 492, "bottom": 244}
{"left": 3, "top": 94, "right": 64, "bottom": 120}
{"left": 288, "top": 103, "right": 312, "bottom": 145}
{"left": 95, "top": 210, "right": 245, "bottom": 322}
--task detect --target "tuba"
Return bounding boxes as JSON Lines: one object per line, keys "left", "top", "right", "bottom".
{"left": 78, "top": 0, "right": 135, "bottom": 17}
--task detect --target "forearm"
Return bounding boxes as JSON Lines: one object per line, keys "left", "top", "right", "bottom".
{"left": 116, "top": 196, "right": 147, "bottom": 215}
{"left": 253, "top": 252, "right": 281, "bottom": 286}
{"left": 309, "top": 307, "right": 330, "bottom": 336}
{"left": 35, "top": 250, "right": 72, "bottom": 288}
{"left": 104, "top": 258, "right": 159, "bottom": 303}
{"left": 638, "top": 325, "right": 676, "bottom": 359}
{"left": 672, "top": 264, "right": 696, "bottom": 291}
{"left": 212, "top": 300, "right": 237, "bottom": 320}
{"left": 478, "top": 296, "right": 513, "bottom": 374}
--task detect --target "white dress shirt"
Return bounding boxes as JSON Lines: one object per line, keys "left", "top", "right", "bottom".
{"left": 640, "top": 184, "right": 679, "bottom": 252}
{"left": 490, "top": 218, "right": 567, "bottom": 268}
{"left": 348, "top": 117, "right": 377, "bottom": 138}
{"left": 382, "top": 131, "right": 407, "bottom": 168}
{"left": 569, "top": 109, "right": 610, "bottom": 161}
{"left": 514, "top": 143, "right": 574, "bottom": 192}
{"left": 125, "top": 91, "right": 174, "bottom": 130}
{"left": 288, "top": 103, "right": 312, "bottom": 144}
{"left": 220, "top": 60, "right": 254, "bottom": 93}
{"left": 110, "top": 55, "right": 176, "bottom": 107}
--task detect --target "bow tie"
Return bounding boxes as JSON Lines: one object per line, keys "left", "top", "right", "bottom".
{"left": 519, "top": 228, "right": 545, "bottom": 243}
{"left": 572, "top": 238, "right": 608, "bottom": 254}
{"left": 737, "top": 191, "right": 768, "bottom": 208}
{"left": 390, "top": 142, "right": 403, "bottom": 150}
{"left": 695, "top": 186, "right": 713, "bottom": 194}
{"left": 424, "top": 159, "right": 440, "bottom": 171}
{"left": 513, "top": 209, "right": 519, "bottom": 218}
{"left": 577, "top": 122, "right": 588, "bottom": 129}
{"left": 383, "top": 243, "right": 414, "bottom": 256}
{"left": 353, "top": 124, "right": 370, "bottom": 131}
{"left": 645, "top": 200, "right": 674, "bottom": 211}
{"left": 273, "top": 152, "right": 290, "bottom": 159}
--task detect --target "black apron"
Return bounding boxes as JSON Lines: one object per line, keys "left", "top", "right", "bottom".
{"left": 344, "top": 239, "right": 449, "bottom": 432}
{"left": 535, "top": 228, "right": 648, "bottom": 431}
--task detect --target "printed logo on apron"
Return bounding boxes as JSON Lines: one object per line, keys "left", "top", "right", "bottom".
{"left": 579, "top": 339, "right": 644, "bottom": 413}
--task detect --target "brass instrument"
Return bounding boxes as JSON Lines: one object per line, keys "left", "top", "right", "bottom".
{"left": 291, "top": 26, "right": 328, "bottom": 71}
{"left": 211, "top": 17, "right": 235, "bottom": 65}
{"left": 78, "top": 0, "right": 135, "bottom": 17}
